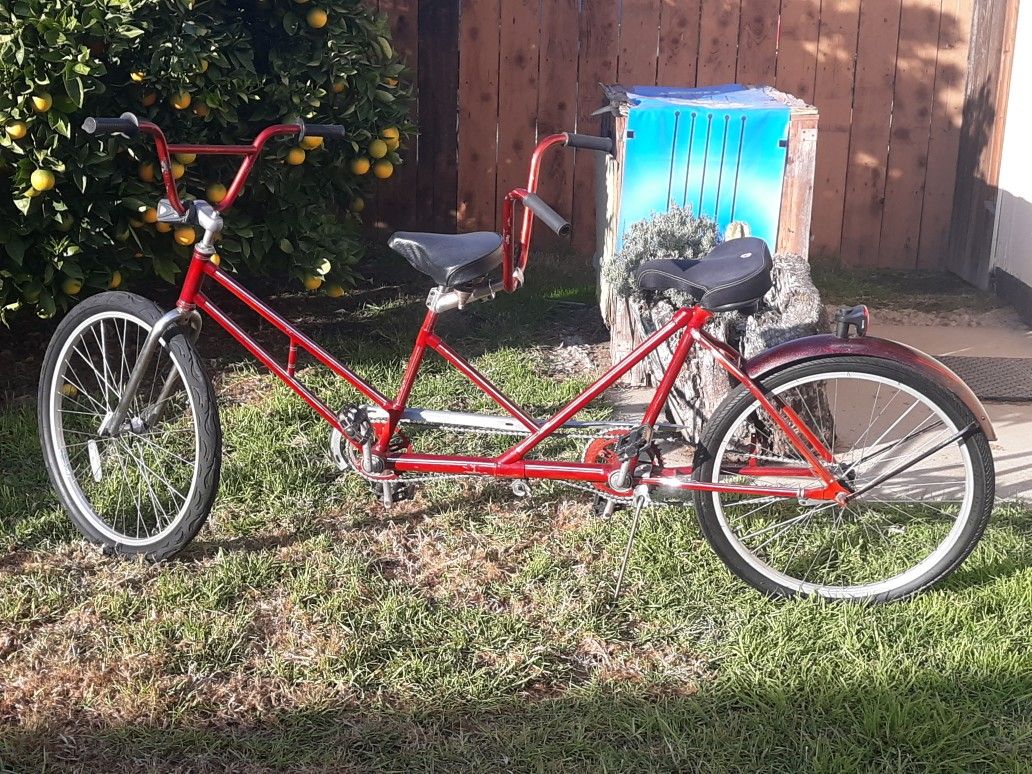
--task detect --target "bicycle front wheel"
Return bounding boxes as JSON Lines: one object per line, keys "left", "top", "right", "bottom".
{"left": 694, "top": 356, "right": 994, "bottom": 603}
{"left": 38, "top": 292, "right": 221, "bottom": 560}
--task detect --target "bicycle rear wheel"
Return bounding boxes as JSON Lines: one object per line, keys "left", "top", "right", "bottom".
{"left": 38, "top": 292, "right": 221, "bottom": 560}
{"left": 694, "top": 356, "right": 994, "bottom": 602}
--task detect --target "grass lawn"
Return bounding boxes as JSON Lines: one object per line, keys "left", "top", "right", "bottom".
{"left": 1, "top": 256, "right": 1031, "bottom": 772}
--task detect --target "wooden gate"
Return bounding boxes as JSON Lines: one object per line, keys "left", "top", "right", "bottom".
{"left": 370, "top": 0, "right": 1016, "bottom": 274}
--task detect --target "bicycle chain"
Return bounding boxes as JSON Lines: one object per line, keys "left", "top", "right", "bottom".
{"left": 334, "top": 421, "right": 643, "bottom": 504}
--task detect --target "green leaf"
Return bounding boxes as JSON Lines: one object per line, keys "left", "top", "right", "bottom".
{"left": 5, "top": 237, "right": 26, "bottom": 265}
{"left": 278, "top": 238, "right": 294, "bottom": 254}
{"left": 63, "top": 73, "right": 84, "bottom": 108}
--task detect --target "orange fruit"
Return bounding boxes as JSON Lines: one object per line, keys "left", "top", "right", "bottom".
{"left": 286, "top": 147, "right": 306, "bottom": 165}
{"left": 306, "top": 8, "right": 328, "bottom": 27}
{"left": 385, "top": 137, "right": 400, "bottom": 152}
{"left": 60, "top": 382, "right": 78, "bottom": 397}
{"left": 349, "top": 196, "right": 365, "bottom": 213}
{"left": 206, "top": 182, "right": 227, "bottom": 204}
{"left": 142, "top": 207, "right": 158, "bottom": 223}
{"left": 130, "top": 71, "right": 146, "bottom": 83}
{"left": 210, "top": 253, "right": 221, "bottom": 266}
{"left": 198, "top": 59, "right": 209, "bottom": 74}
{"left": 6, "top": 121, "right": 28, "bottom": 140}
{"left": 108, "top": 271, "right": 123, "bottom": 289}
{"left": 368, "top": 139, "right": 388, "bottom": 159}
{"left": 380, "top": 127, "right": 400, "bottom": 141}
{"left": 170, "top": 91, "right": 192, "bottom": 110}
{"left": 155, "top": 222, "right": 172, "bottom": 233}
{"left": 171, "top": 161, "right": 186, "bottom": 180}
{"left": 138, "top": 162, "right": 156, "bottom": 182}
{"left": 302, "top": 274, "right": 323, "bottom": 291}
{"left": 300, "top": 135, "right": 323, "bottom": 150}
{"left": 174, "top": 226, "right": 196, "bottom": 245}
{"left": 174, "top": 152, "right": 197, "bottom": 164}
{"left": 61, "top": 277, "right": 83, "bottom": 295}
{"left": 141, "top": 91, "right": 157, "bottom": 107}
{"left": 350, "top": 157, "right": 370, "bottom": 175}
{"left": 372, "top": 160, "right": 393, "bottom": 179}
{"left": 31, "top": 93, "right": 52, "bottom": 113}
{"left": 30, "top": 169, "right": 55, "bottom": 191}
{"left": 331, "top": 79, "right": 347, "bottom": 94}
{"left": 325, "top": 284, "right": 345, "bottom": 298}
{"left": 193, "top": 102, "right": 210, "bottom": 118}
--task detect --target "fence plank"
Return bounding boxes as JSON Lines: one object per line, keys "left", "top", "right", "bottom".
{"left": 417, "top": 0, "right": 459, "bottom": 232}
{"left": 810, "top": 0, "right": 861, "bottom": 259}
{"left": 735, "top": 0, "right": 777, "bottom": 86}
{"left": 494, "top": 0, "right": 540, "bottom": 232}
{"left": 697, "top": 0, "right": 741, "bottom": 85}
{"left": 535, "top": 0, "right": 579, "bottom": 250}
{"left": 456, "top": 0, "right": 500, "bottom": 231}
{"left": 947, "top": 0, "right": 1019, "bottom": 285}
{"left": 879, "top": 0, "right": 943, "bottom": 268}
{"left": 658, "top": 0, "right": 701, "bottom": 86}
{"left": 570, "top": 1, "right": 619, "bottom": 254}
{"left": 917, "top": 0, "right": 972, "bottom": 268}
{"left": 618, "top": 0, "right": 662, "bottom": 85}
{"left": 839, "top": 0, "right": 904, "bottom": 267}
{"left": 775, "top": 2, "right": 821, "bottom": 102}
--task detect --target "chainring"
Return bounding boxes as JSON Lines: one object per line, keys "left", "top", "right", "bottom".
{"left": 331, "top": 421, "right": 412, "bottom": 482}
{"left": 580, "top": 428, "right": 661, "bottom": 498}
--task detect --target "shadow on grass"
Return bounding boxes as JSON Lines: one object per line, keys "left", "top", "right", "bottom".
{"left": 2, "top": 674, "right": 1030, "bottom": 771}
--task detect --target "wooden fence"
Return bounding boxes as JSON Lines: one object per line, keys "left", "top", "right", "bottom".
{"left": 369, "top": 0, "right": 1016, "bottom": 274}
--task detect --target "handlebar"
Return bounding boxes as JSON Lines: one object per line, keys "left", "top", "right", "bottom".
{"left": 563, "top": 133, "right": 613, "bottom": 153}
{"left": 81, "top": 112, "right": 346, "bottom": 214}
{"left": 521, "top": 193, "right": 570, "bottom": 236}
{"left": 82, "top": 112, "right": 140, "bottom": 137}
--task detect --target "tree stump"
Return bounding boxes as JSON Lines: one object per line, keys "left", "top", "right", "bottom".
{"left": 630, "top": 252, "right": 827, "bottom": 441}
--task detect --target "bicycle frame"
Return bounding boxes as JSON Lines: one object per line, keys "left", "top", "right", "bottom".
{"left": 121, "top": 123, "right": 848, "bottom": 504}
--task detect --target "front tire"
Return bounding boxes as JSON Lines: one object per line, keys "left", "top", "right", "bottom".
{"left": 38, "top": 292, "right": 221, "bottom": 560}
{"left": 693, "top": 356, "right": 994, "bottom": 603}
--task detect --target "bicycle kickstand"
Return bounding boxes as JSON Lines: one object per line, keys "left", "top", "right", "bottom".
{"left": 612, "top": 484, "right": 651, "bottom": 602}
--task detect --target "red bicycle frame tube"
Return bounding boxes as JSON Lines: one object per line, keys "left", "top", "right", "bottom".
{"left": 162, "top": 125, "right": 844, "bottom": 503}
{"left": 134, "top": 120, "right": 303, "bottom": 215}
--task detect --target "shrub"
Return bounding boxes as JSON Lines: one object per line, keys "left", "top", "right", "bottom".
{"left": 605, "top": 205, "right": 719, "bottom": 307}
{"left": 0, "top": 0, "right": 413, "bottom": 320}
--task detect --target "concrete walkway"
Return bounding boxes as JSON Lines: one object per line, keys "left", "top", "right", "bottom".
{"left": 871, "top": 316, "right": 1032, "bottom": 502}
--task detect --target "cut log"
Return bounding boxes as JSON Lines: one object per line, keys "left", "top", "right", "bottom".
{"left": 632, "top": 252, "right": 826, "bottom": 441}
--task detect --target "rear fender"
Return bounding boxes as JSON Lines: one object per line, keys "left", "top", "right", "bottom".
{"left": 743, "top": 334, "right": 996, "bottom": 441}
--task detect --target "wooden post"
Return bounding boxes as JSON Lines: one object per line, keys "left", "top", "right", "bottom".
{"left": 776, "top": 107, "right": 820, "bottom": 258}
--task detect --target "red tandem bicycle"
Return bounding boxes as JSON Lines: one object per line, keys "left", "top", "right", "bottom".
{"left": 37, "top": 113, "right": 997, "bottom": 603}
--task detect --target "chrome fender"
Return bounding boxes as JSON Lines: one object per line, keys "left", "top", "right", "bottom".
{"left": 743, "top": 334, "right": 996, "bottom": 441}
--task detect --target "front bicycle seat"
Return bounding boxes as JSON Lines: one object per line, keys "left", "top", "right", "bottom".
{"left": 634, "top": 237, "right": 773, "bottom": 311}
{"left": 388, "top": 231, "right": 503, "bottom": 288}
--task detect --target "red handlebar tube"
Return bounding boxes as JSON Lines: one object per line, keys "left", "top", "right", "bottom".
{"left": 134, "top": 121, "right": 303, "bottom": 214}
{"left": 500, "top": 133, "right": 569, "bottom": 292}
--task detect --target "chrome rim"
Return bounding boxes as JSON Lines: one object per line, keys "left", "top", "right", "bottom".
{"left": 47, "top": 311, "right": 201, "bottom": 546}
{"left": 710, "top": 371, "right": 975, "bottom": 598}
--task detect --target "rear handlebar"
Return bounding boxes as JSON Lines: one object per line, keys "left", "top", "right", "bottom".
{"left": 82, "top": 112, "right": 140, "bottom": 137}
{"left": 521, "top": 192, "right": 571, "bottom": 236}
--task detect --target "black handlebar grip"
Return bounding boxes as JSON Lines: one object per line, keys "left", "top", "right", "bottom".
{"left": 522, "top": 193, "right": 571, "bottom": 237}
{"left": 303, "top": 123, "right": 347, "bottom": 140}
{"left": 82, "top": 112, "right": 140, "bottom": 136}
{"left": 564, "top": 133, "right": 613, "bottom": 153}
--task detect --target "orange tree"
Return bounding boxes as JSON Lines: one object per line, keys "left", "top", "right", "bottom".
{"left": 0, "top": 0, "right": 412, "bottom": 319}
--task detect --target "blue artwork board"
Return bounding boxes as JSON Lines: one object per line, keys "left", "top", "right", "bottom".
{"left": 617, "top": 84, "right": 791, "bottom": 251}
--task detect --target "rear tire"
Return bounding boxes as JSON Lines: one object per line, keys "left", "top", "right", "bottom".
{"left": 693, "top": 356, "right": 994, "bottom": 603}
{"left": 38, "top": 292, "right": 221, "bottom": 560}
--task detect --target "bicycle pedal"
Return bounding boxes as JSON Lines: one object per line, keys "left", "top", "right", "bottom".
{"left": 613, "top": 424, "right": 655, "bottom": 461}
{"left": 339, "top": 406, "right": 374, "bottom": 445}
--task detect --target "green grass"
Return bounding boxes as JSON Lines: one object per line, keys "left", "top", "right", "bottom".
{"left": 1, "top": 259, "right": 1031, "bottom": 772}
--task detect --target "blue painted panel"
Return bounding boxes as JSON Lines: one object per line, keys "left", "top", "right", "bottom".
{"left": 616, "top": 84, "right": 791, "bottom": 251}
